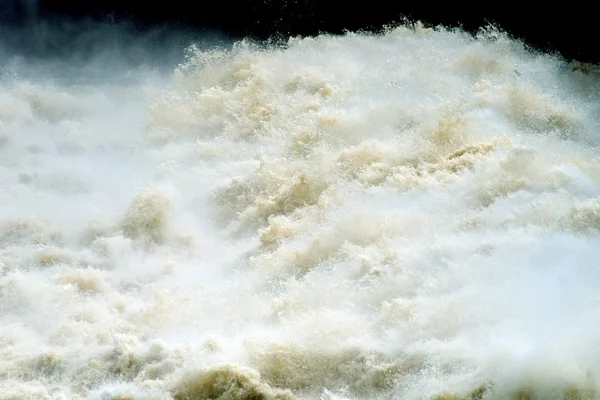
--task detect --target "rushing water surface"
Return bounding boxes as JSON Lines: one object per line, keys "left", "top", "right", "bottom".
{"left": 1, "top": 23, "right": 600, "bottom": 399}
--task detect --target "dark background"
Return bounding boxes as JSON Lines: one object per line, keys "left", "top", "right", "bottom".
{"left": 1, "top": 0, "right": 598, "bottom": 64}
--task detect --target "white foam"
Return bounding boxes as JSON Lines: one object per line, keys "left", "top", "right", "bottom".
{"left": 1, "top": 23, "right": 600, "bottom": 399}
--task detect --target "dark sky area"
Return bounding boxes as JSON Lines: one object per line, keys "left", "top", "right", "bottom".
{"left": 1, "top": 1, "right": 598, "bottom": 64}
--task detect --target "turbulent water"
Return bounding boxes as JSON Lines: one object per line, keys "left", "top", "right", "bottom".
{"left": 1, "top": 23, "right": 600, "bottom": 400}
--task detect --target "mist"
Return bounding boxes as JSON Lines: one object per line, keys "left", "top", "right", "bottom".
{"left": 1, "top": 16, "right": 600, "bottom": 400}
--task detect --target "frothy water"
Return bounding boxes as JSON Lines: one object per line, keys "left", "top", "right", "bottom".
{"left": 1, "top": 24, "right": 600, "bottom": 399}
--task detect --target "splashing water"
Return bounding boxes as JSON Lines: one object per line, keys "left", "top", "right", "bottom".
{"left": 1, "top": 23, "right": 600, "bottom": 400}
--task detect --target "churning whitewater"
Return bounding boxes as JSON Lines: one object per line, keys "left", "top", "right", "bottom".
{"left": 1, "top": 24, "right": 600, "bottom": 399}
